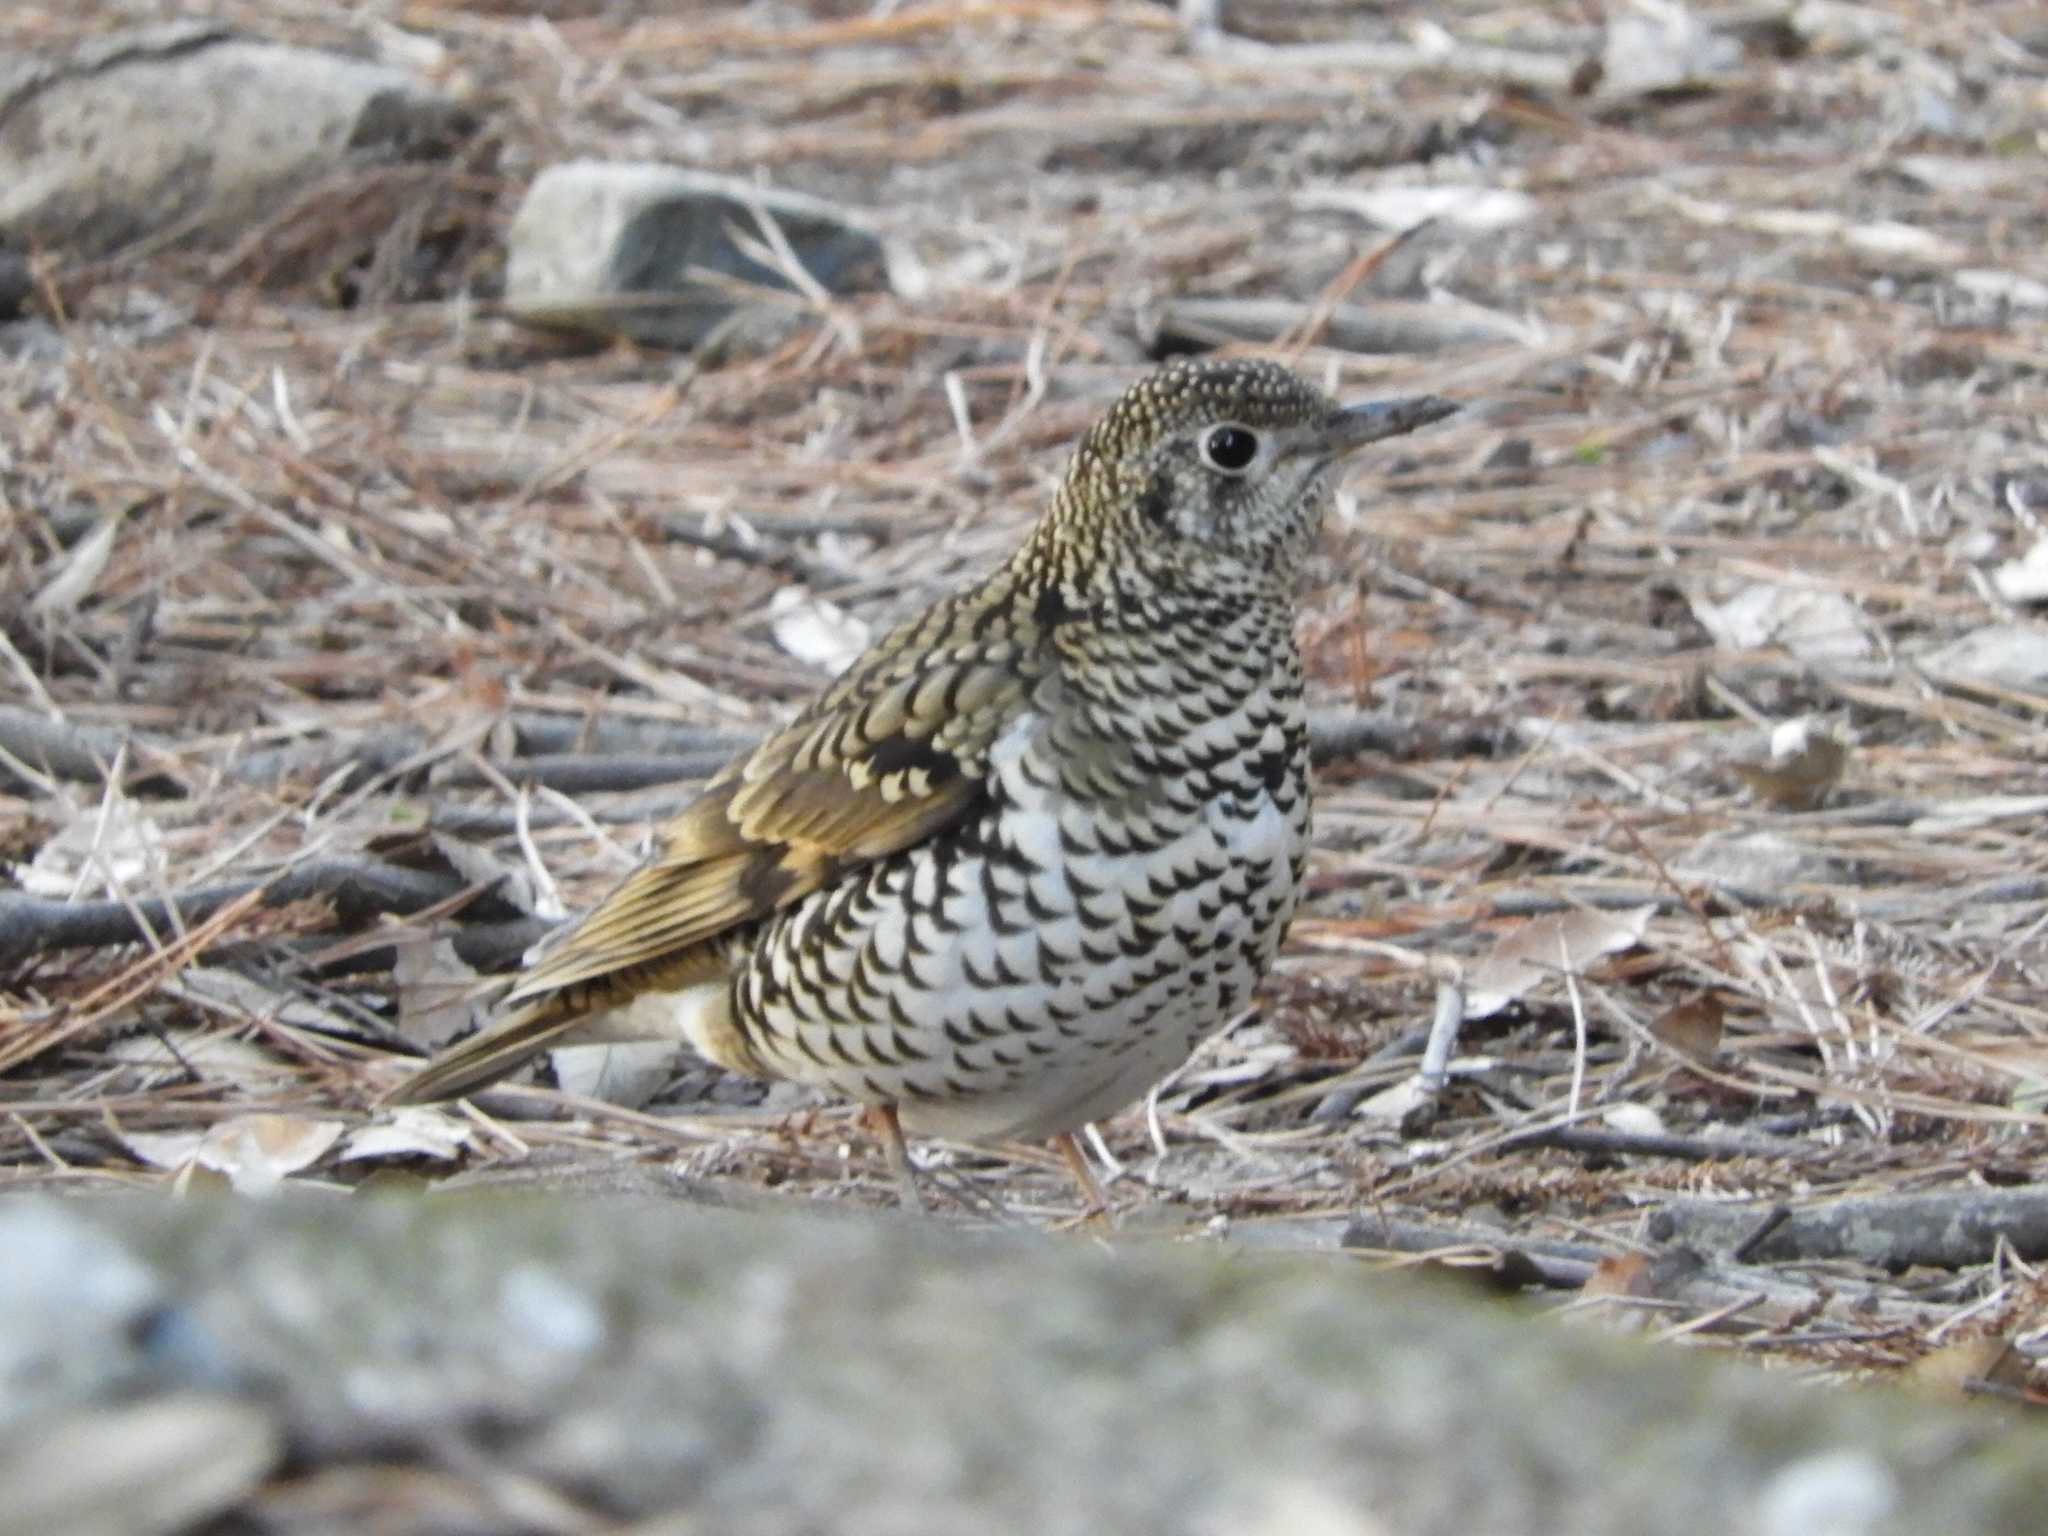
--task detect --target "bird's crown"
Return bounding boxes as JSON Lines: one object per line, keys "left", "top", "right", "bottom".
{"left": 1078, "top": 357, "right": 1340, "bottom": 460}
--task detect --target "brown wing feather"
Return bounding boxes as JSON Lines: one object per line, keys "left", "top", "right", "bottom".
{"left": 386, "top": 629, "right": 1040, "bottom": 1105}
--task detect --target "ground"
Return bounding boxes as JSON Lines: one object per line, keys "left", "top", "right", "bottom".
{"left": 3, "top": 0, "right": 2047, "bottom": 1395}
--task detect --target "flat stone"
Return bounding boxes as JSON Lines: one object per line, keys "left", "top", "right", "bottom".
{"left": 0, "top": 1394, "right": 281, "bottom": 1536}
{"left": 1, "top": 1195, "right": 2044, "bottom": 1534}
{"left": 1916, "top": 622, "right": 2048, "bottom": 690}
{"left": 504, "top": 161, "right": 887, "bottom": 348}
{"left": 0, "top": 23, "right": 472, "bottom": 258}
{"left": 0, "top": 1203, "right": 169, "bottom": 1429}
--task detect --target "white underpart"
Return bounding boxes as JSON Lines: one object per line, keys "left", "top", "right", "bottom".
{"left": 737, "top": 693, "right": 1308, "bottom": 1143}
{"left": 562, "top": 981, "right": 730, "bottom": 1047}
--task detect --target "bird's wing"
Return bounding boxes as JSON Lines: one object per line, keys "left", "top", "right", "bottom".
{"left": 501, "top": 628, "right": 1042, "bottom": 1007}
{"left": 383, "top": 580, "right": 1050, "bottom": 1106}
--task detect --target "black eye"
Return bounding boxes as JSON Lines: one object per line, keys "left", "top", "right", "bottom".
{"left": 1200, "top": 425, "right": 1260, "bottom": 474}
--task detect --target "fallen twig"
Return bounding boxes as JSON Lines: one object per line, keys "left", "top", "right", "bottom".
{"left": 1649, "top": 1189, "right": 2048, "bottom": 1269}
{"left": 0, "top": 858, "right": 514, "bottom": 969}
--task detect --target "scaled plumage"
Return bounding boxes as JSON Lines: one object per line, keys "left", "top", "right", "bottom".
{"left": 388, "top": 359, "right": 1456, "bottom": 1192}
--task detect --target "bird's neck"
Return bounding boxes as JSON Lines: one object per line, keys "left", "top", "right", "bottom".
{"left": 1009, "top": 519, "right": 1289, "bottom": 625}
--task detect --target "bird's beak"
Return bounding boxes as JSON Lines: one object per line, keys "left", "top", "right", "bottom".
{"left": 1319, "top": 395, "right": 1459, "bottom": 458}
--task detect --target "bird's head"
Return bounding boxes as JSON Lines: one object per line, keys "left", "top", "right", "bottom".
{"left": 1047, "top": 357, "right": 1456, "bottom": 581}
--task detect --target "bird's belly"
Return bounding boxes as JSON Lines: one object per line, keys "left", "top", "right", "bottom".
{"left": 731, "top": 718, "right": 1308, "bottom": 1142}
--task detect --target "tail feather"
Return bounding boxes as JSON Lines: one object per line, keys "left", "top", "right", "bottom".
{"left": 383, "top": 992, "right": 584, "bottom": 1106}
{"left": 385, "top": 949, "right": 739, "bottom": 1106}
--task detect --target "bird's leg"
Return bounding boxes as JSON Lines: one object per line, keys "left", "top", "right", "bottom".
{"left": 1052, "top": 1130, "right": 1110, "bottom": 1219}
{"left": 868, "top": 1103, "right": 926, "bottom": 1212}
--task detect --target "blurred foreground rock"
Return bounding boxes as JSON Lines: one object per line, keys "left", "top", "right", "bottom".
{"left": 504, "top": 161, "right": 887, "bottom": 348}
{"left": 0, "top": 24, "right": 471, "bottom": 258}
{"left": 2, "top": 1196, "right": 2045, "bottom": 1536}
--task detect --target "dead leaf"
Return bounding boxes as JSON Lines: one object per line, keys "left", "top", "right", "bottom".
{"left": 428, "top": 831, "right": 538, "bottom": 916}
{"left": 1906, "top": 794, "right": 2048, "bottom": 837}
{"left": 1655, "top": 188, "right": 1966, "bottom": 267}
{"left": 1648, "top": 995, "right": 1726, "bottom": 1059}
{"left": 1730, "top": 718, "right": 1848, "bottom": 810}
{"left": 20, "top": 792, "right": 167, "bottom": 898}
{"left": 1690, "top": 583, "right": 1872, "bottom": 664}
{"left": 1571, "top": 1253, "right": 1667, "bottom": 1335}
{"left": 1917, "top": 624, "right": 2048, "bottom": 690}
{"left": 108, "top": 1028, "right": 287, "bottom": 1095}
{"left": 1352, "top": 1074, "right": 1440, "bottom": 1129}
{"left": 1907, "top": 1336, "right": 2029, "bottom": 1401}
{"left": 1601, "top": 1103, "right": 1667, "bottom": 1138}
{"left": 120, "top": 1113, "right": 344, "bottom": 1196}
{"left": 2011, "top": 1075, "right": 2048, "bottom": 1116}
{"left": 337, "top": 1107, "right": 473, "bottom": 1164}
{"left": 1297, "top": 185, "right": 1536, "bottom": 233}
{"left": 390, "top": 936, "right": 487, "bottom": 1049}
{"left": 29, "top": 513, "right": 121, "bottom": 616}
{"left": 1597, "top": 6, "right": 1742, "bottom": 97}
{"left": 165, "top": 967, "right": 365, "bottom": 1038}
{"left": 549, "top": 1042, "right": 681, "bottom": 1108}
{"left": 1583, "top": 1252, "right": 1658, "bottom": 1300}
{"left": 1573, "top": 1250, "right": 1710, "bottom": 1336}
{"left": 1894, "top": 157, "right": 2035, "bottom": 196}
{"left": 1466, "top": 904, "right": 1657, "bottom": 1020}
{"left": 1991, "top": 539, "right": 2048, "bottom": 604}
{"left": 769, "top": 587, "right": 870, "bottom": 675}
{"left": 1955, "top": 270, "right": 2048, "bottom": 311}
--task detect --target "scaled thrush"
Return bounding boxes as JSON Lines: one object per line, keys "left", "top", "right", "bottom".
{"left": 388, "top": 358, "right": 1456, "bottom": 1202}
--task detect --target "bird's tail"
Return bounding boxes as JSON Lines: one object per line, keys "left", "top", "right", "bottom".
{"left": 381, "top": 991, "right": 585, "bottom": 1106}
{"left": 382, "top": 955, "right": 740, "bottom": 1107}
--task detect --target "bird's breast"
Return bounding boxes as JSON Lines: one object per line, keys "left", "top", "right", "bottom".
{"left": 727, "top": 630, "right": 1312, "bottom": 1141}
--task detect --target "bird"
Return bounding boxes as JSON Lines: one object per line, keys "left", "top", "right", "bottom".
{"left": 387, "top": 357, "right": 1456, "bottom": 1208}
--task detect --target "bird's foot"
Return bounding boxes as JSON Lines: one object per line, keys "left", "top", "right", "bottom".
{"left": 1052, "top": 1131, "right": 1114, "bottom": 1227}
{"left": 868, "top": 1103, "right": 927, "bottom": 1213}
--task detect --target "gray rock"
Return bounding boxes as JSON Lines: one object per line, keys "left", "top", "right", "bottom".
{"left": 1597, "top": 6, "right": 1743, "bottom": 98}
{"left": 0, "top": 1203, "right": 167, "bottom": 1428}
{"left": 1915, "top": 623, "right": 2048, "bottom": 690}
{"left": 504, "top": 161, "right": 887, "bottom": 348}
{"left": 2, "top": 1196, "right": 2045, "bottom": 1534}
{"left": 0, "top": 1394, "right": 280, "bottom": 1536}
{"left": 0, "top": 23, "right": 472, "bottom": 258}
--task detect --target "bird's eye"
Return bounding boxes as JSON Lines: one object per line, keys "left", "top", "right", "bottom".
{"left": 1200, "top": 424, "right": 1260, "bottom": 475}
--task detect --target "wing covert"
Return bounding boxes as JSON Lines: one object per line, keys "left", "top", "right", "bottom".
{"left": 503, "top": 648, "right": 1038, "bottom": 1007}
